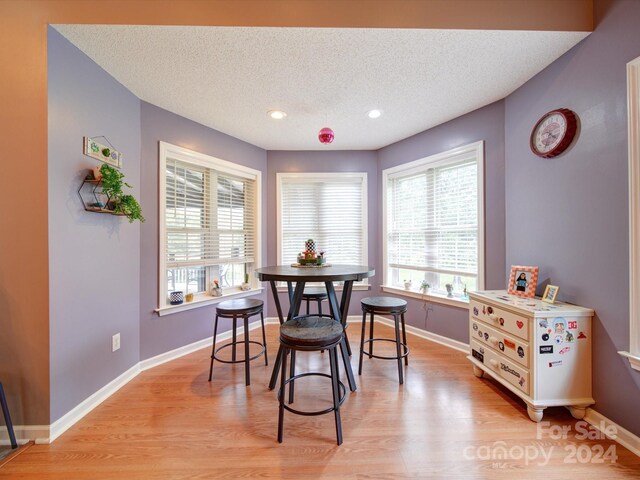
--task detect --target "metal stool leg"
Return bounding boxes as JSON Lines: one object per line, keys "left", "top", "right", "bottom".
{"left": 358, "top": 309, "right": 367, "bottom": 375}
{"left": 306, "top": 298, "right": 310, "bottom": 315}
{"left": 232, "top": 317, "right": 238, "bottom": 362}
{"left": 243, "top": 316, "right": 251, "bottom": 386}
{"left": 269, "top": 345, "right": 284, "bottom": 390}
{"left": 0, "top": 383, "right": 17, "bottom": 449}
{"left": 277, "top": 348, "right": 289, "bottom": 443}
{"left": 260, "top": 311, "right": 268, "bottom": 366}
{"left": 394, "top": 314, "right": 404, "bottom": 384}
{"left": 368, "top": 310, "right": 375, "bottom": 356}
{"left": 208, "top": 314, "right": 220, "bottom": 381}
{"left": 288, "top": 350, "right": 296, "bottom": 404}
{"left": 329, "top": 346, "right": 343, "bottom": 445}
{"left": 318, "top": 299, "right": 323, "bottom": 316}
{"left": 339, "top": 337, "right": 357, "bottom": 392}
{"left": 401, "top": 313, "right": 408, "bottom": 366}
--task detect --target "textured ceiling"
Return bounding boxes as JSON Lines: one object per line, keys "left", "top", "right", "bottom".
{"left": 53, "top": 25, "right": 588, "bottom": 150}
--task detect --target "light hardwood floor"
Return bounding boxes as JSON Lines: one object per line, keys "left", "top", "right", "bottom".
{"left": 1, "top": 323, "right": 639, "bottom": 479}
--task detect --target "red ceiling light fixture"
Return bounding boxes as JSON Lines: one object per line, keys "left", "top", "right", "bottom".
{"left": 318, "top": 127, "right": 334, "bottom": 144}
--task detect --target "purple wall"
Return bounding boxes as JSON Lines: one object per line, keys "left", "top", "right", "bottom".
{"left": 377, "top": 101, "right": 506, "bottom": 343}
{"left": 505, "top": 0, "right": 640, "bottom": 436}
{"left": 266, "top": 151, "right": 379, "bottom": 317}
{"left": 139, "top": 102, "right": 268, "bottom": 360}
{"left": 48, "top": 27, "right": 141, "bottom": 422}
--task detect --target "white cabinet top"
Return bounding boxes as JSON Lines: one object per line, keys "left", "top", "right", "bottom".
{"left": 470, "top": 290, "right": 594, "bottom": 318}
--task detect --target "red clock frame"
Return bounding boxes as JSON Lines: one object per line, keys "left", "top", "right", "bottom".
{"left": 529, "top": 108, "right": 578, "bottom": 158}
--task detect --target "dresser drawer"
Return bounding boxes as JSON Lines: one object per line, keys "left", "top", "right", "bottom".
{"left": 470, "top": 320, "right": 529, "bottom": 368}
{"left": 471, "top": 339, "right": 529, "bottom": 395}
{"left": 470, "top": 299, "right": 529, "bottom": 341}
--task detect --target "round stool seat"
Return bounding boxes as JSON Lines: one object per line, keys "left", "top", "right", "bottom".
{"left": 302, "top": 286, "right": 328, "bottom": 299}
{"left": 280, "top": 316, "right": 343, "bottom": 347}
{"left": 361, "top": 296, "right": 407, "bottom": 313}
{"left": 216, "top": 298, "right": 264, "bottom": 315}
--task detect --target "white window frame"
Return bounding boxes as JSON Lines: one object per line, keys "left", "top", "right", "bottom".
{"left": 381, "top": 141, "right": 485, "bottom": 308}
{"left": 276, "top": 172, "right": 369, "bottom": 289}
{"left": 621, "top": 55, "right": 640, "bottom": 371}
{"left": 156, "top": 141, "right": 262, "bottom": 316}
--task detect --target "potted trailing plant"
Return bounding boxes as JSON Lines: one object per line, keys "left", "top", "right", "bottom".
{"left": 420, "top": 281, "right": 430, "bottom": 294}
{"left": 98, "top": 164, "right": 144, "bottom": 223}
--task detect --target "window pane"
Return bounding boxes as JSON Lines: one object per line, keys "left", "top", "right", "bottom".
{"left": 386, "top": 144, "right": 482, "bottom": 295}
{"left": 167, "top": 267, "right": 206, "bottom": 295}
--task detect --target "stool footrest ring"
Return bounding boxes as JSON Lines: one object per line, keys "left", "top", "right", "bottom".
{"left": 213, "top": 340, "right": 266, "bottom": 364}
{"left": 277, "top": 372, "right": 346, "bottom": 416}
{"left": 362, "top": 338, "right": 409, "bottom": 360}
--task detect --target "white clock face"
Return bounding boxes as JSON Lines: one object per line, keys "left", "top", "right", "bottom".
{"left": 533, "top": 113, "right": 567, "bottom": 154}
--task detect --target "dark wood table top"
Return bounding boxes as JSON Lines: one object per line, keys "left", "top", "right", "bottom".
{"left": 255, "top": 264, "right": 375, "bottom": 282}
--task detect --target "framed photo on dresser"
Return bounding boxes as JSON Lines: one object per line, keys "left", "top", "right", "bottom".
{"left": 507, "top": 265, "right": 539, "bottom": 298}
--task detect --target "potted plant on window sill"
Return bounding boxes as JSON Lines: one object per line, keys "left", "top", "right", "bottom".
{"left": 241, "top": 273, "right": 251, "bottom": 291}
{"left": 420, "top": 281, "right": 430, "bottom": 294}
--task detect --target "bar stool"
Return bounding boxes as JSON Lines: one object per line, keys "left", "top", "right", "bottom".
{"left": 277, "top": 315, "right": 346, "bottom": 445}
{"left": 302, "top": 286, "right": 328, "bottom": 315}
{"left": 208, "top": 298, "right": 267, "bottom": 386}
{"left": 358, "top": 296, "right": 409, "bottom": 384}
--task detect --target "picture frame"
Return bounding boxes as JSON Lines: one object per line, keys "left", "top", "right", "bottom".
{"left": 542, "top": 284, "right": 560, "bottom": 304}
{"left": 507, "top": 265, "right": 539, "bottom": 298}
{"left": 83, "top": 136, "right": 122, "bottom": 168}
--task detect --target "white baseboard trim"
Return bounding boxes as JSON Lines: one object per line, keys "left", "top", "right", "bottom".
{"left": 584, "top": 408, "right": 640, "bottom": 457}
{"left": 360, "top": 314, "right": 469, "bottom": 353}
{"left": 46, "top": 322, "right": 265, "bottom": 444}
{"left": 0, "top": 425, "right": 49, "bottom": 446}
{"left": 49, "top": 363, "right": 141, "bottom": 443}
{"left": 139, "top": 319, "right": 263, "bottom": 371}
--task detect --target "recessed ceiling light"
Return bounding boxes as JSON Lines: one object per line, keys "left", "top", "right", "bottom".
{"left": 268, "top": 110, "right": 287, "bottom": 120}
{"left": 367, "top": 109, "right": 382, "bottom": 119}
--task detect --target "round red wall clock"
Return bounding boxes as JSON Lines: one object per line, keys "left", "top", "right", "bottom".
{"left": 529, "top": 108, "right": 578, "bottom": 158}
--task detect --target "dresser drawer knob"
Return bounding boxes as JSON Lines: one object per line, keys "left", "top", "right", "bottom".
{"left": 489, "top": 359, "right": 500, "bottom": 369}
{"left": 489, "top": 336, "right": 499, "bottom": 346}
{"left": 489, "top": 313, "right": 499, "bottom": 322}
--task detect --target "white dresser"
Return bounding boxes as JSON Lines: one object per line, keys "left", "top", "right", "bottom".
{"left": 467, "top": 290, "right": 594, "bottom": 422}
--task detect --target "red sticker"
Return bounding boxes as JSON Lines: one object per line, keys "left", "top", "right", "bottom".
{"left": 503, "top": 339, "right": 516, "bottom": 350}
{"left": 568, "top": 321, "right": 578, "bottom": 330}
{"left": 516, "top": 320, "right": 524, "bottom": 329}
{"left": 578, "top": 331, "right": 587, "bottom": 339}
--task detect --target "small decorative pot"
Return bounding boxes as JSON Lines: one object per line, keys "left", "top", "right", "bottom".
{"left": 185, "top": 293, "right": 194, "bottom": 302}
{"left": 404, "top": 281, "right": 412, "bottom": 290}
{"left": 93, "top": 165, "right": 103, "bottom": 181}
{"left": 241, "top": 282, "right": 251, "bottom": 291}
{"left": 169, "top": 291, "right": 184, "bottom": 305}
{"left": 446, "top": 284, "right": 454, "bottom": 298}
{"left": 211, "top": 287, "right": 223, "bottom": 297}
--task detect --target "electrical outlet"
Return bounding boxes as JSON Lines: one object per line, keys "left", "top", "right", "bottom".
{"left": 112, "top": 333, "right": 121, "bottom": 352}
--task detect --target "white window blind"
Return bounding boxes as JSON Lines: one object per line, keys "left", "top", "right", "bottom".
{"left": 159, "top": 142, "right": 260, "bottom": 308}
{"left": 384, "top": 142, "right": 484, "bottom": 297}
{"left": 278, "top": 173, "right": 367, "bottom": 267}
{"left": 165, "top": 159, "right": 256, "bottom": 268}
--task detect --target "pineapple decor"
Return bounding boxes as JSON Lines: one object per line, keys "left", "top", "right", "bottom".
{"left": 305, "top": 238, "right": 316, "bottom": 253}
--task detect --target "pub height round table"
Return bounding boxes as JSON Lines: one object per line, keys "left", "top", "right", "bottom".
{"left": 255, "top": 264, "right": 375, "bottom": 392}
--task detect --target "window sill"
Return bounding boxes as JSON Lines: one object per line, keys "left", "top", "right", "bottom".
{"left": 381, "top": 285, "right": 469, "bottom": 309}
{"left": 619, "top": 351, "right": 640, "bottom": 372}
{"left": 155, "top": 287, "right": 264, "bottom": 317}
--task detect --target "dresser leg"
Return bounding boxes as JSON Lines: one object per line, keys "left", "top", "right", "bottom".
{"left": 472, "top": 365, "right": 484, "bottom": 378}
{"left": 527, "top": 405, "right": 545, "bottom": 422}
{"left": 567, "top": 405, "right": 587, "bottom": 420}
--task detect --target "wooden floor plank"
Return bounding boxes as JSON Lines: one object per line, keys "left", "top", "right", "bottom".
{"left": 1, "top": 324, "right": 638, "bottom": 479}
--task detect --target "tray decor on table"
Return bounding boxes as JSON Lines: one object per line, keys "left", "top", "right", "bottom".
{"left": 294, "top": 238, "right": 328, "bottom": 267}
